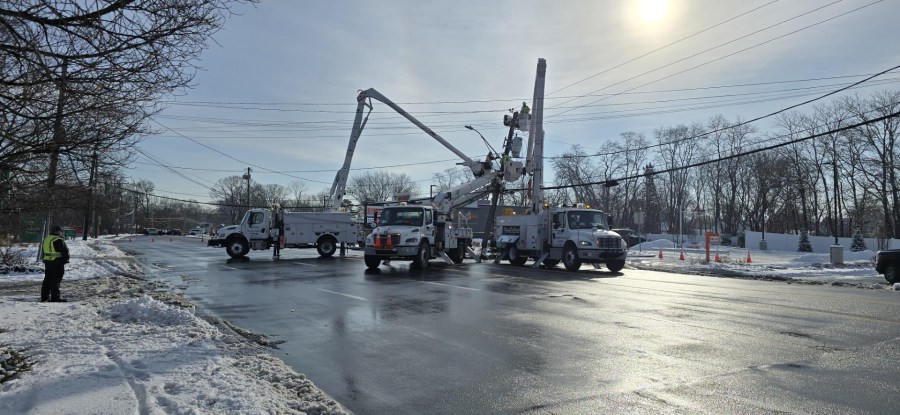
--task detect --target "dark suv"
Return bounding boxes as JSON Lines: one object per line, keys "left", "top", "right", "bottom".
{"left": 875, "top": 249, "right": 900, "bottom": 283}
{"left": 612, "top": 228, "right": 646, "bottom": 247}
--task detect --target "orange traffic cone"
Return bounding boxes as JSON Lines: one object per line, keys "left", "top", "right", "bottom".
{"left": 746, "top": 250, "right": 752, "bottom": 263}
{"left": 152, "top": 237, "right": 155, "bottom": 243}
{"left": 714, "top": 251, "right": 720, "bottom": 262}
{"left": 679, "top": 250, "right": 685, "bottom": 260}
{"left": 658, "top": 250, "right": 663, "bottom": 259}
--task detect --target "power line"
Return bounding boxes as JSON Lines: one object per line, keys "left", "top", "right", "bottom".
{"left": 550, "top": 0, "right": 880, "bottom": 118}
{"left": 545, "top": 62, "right": 900, "bottom": 160}
{"left": 540, "top": 109, "right": 900, "bottom": 191}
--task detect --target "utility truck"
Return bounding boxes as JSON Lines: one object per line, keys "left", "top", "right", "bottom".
{"left": 493, "top": 59, "right": 628, "bottom": 272}
{"left": 359, "top": 89, "right": 525, "bottom": 269}
{"left": 209, "top": 207, "right": 362, "bottom": 259}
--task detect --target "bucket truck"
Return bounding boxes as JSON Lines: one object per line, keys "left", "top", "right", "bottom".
{"left": 492, "top": 58, "right": 628, "bottom": 272}
{"left": 359, "top": 90, "right": 524, "bottom": 269}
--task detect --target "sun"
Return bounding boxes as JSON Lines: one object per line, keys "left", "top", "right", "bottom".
{"left": 638, "top": 0, "right": 669, "bottom": 23}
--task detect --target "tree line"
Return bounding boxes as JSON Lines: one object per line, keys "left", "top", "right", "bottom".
{"left": 0, "top": 1, "right": 256, "bottom": 238}
{"left": 554, "top": 91, "right": 900, "bottom": 247}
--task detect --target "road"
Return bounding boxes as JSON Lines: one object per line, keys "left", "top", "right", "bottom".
{"left": 119, "top": 235, "right": 900, "bottom": 414}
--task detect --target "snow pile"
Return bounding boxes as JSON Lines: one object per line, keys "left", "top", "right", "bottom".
{"left": 791, "top": 249, "right": 875, "bottom": 264}
{"left": 107, "top": 295, "right": 197, "bottom": 326}
{"left": 0, "top": 236, "right": 347, "bottom": 415}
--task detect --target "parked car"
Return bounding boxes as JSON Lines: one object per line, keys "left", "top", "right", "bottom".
{"left": 612, "top": 228, "right": 646, "bottom": 247}
{"left": 875, "top": 249, "right": 900, "bottom": 283}
{"left": 171, "top": 229, "right": 183, "bottom": 236}
{"left": 144, "top": 227, "right": 158, "bottom": 235}
{"left": 188, "top": 228, "right": 203, "bottom": 235}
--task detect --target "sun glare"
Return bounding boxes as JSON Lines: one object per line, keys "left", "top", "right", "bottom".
{"left": 638, "top": 0, "right": 669, "bottom": 23}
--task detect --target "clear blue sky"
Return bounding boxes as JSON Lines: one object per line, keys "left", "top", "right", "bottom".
{"left": 134, "top": 0, "right": 900, "bottom": 204}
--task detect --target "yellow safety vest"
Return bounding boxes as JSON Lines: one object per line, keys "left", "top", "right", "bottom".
{"left": 42, "top": 235, "right": 62, "bottom": 261}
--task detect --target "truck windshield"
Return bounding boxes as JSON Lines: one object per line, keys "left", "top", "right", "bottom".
{"left": 378, "top": 207, "right": 424, "bottom": 226}
{"left": 567, "top": 210, "right": 609, "bottom": 230}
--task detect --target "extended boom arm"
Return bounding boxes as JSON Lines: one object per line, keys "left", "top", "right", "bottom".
{"left": 327, "top": 88, "right": 488, "bottom": 211}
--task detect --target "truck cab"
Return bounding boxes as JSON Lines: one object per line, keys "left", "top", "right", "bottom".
{"left": 495, "top": 205, "right": 628, "bottom": 272}
{"left": 363, "top": 203, "right": 471, "bottom": 269}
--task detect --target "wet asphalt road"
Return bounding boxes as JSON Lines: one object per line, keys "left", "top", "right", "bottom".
{"left": 118, "top": 236, "right": 900, "bottom": 414}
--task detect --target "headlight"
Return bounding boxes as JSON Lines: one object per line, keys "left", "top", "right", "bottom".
{"left": 619, "top": 237, "right": 627, "bottom": 248}
{"left": 405, "top": 237, "right": 419, "bottom": 244}
{"left": 579, "top": 240, "right": 593, "bottom": 246}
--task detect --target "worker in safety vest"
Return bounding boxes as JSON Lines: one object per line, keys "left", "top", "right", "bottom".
{"left": 41, "top": 225, "right": 70, "bottom": 302}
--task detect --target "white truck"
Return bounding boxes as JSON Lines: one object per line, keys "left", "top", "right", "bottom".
{"left": 492, "top": 59, "right": 628, "bottom": 272}
{"left": 358, "top": 89, "right": 524, "bottom": 269}
{"left": 209, "top": 207, "right": 362, "bottom": 259}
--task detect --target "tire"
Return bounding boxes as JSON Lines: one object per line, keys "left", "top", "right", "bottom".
{"left": 316, "top": 235, "right": 337, "bottom": 257}
{"left": 606, "top": 259, "right": 625, "bottom": 273}
{"left": 226, "top": 238, "right": 249, "bottom": 259}
{"left": 364, "top": 255, "right": 381, "bottom": 269}
{"left": 542, "top": 259, "right": 559, "bottom": 268}
{"left": 448, "top": 248, "right": 465, "bottom": 264}
{"left": 413, "top": 241, "right": 430, "bottom": 269}
{"left": 562, "top": 244, "right": 581, "bottom": 271}
{"left": 885, "top": 264, "right": 898, "bottom": 284}
{"left": 507, "top": 245, "right": 528, "bottom": 266}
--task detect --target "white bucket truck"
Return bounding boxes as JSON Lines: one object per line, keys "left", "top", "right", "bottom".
{"left": 492, "top": 59, "right": 628, "bottom": 272}
{"left": 209, "top": 206, "right": 362, "bottom": 259}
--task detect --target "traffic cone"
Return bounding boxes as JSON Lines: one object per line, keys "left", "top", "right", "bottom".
{"left": 714, "top": 251, "right": 720, "bottom": 262}
{"left": 128, "top": 237, "right": 132, "bottom": 242}
{"left": 746, "top": 250, "right": 752, "bottom": 263}
{"left": 679, "top": 250, "right": 685, "bottom": 261}
{"left": 658, "top": 250, "right": 663, "bottom": 259}
{"left": 152, "top": 237, "right": 155, "bottom": 242}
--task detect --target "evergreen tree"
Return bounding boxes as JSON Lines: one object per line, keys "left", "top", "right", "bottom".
{"left": 850, "top": 229, "right": 867, "bottom": 252}
{"left": 798, "top": 230, "right": 812, "bottom": 252}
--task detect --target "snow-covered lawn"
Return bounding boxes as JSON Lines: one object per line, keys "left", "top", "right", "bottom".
{"left": 0, "top": 236, "right": 347, "bottom": 414}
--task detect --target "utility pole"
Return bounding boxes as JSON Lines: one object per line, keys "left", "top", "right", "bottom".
{"left": 243, "top": 167, "right": 252, "bottom": 211}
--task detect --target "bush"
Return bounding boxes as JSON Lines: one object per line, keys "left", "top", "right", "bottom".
{"left": 798, "top": 230, "right": 813, "bottom": 252}
{"left": 850, "top": 229, "right": 867, "bottom": 252}
{"left": 0, "top": 240, "right": 28, "bottom": 266}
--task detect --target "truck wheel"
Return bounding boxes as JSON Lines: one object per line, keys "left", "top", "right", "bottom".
{"left": 226, "top": 238, "right": 249, "bottom": 258}
{"left": 562, "top": 244, "right": 581, "bottom": 271}
{"left": 542, "top": 259, "right": 559, "bottom": 268}
{"left": 606, "top": 260, "right": 625, "bottom": 273}
{"left": 885, "top": 264, "right": 898, "bottom": 284}
{"left": 413, "top": 241, "right": 430, "bottom": 269}
{"left": 316, "top": 235, "right": 337, "bottom": 257}
{"left": 364, "top": 255, "right": 381, "bottom": 269}
{"left": 449, "top": 248, "right": 465, "bottom": 264}
{"left": 507, "top": 246, "right": 527, "bottom": 266}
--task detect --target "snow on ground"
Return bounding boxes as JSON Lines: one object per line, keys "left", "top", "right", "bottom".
{"left": 1, "top": 236, "right": 897, "bottom": 414}
{"left": 628, "top": 238, "right": 895, "bottom": 288}
{"left": 0, "top": 236, "right": 347, "bottom": 415}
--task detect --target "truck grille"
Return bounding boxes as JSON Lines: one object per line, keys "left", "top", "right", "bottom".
{"left": 374, "top": 233, "right": 401, "bottom": 249}
{"left": 596, "top": 238, "right": 620, "bottom": 249}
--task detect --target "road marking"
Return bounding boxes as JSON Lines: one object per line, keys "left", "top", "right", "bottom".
{"left": 318, "top": 288, "right": 367, "bottom": 301}
{"left": 423, "top": 281, "right": 480, "bottom": 291}
{"left": 222, "top": 266, "right": 239, "bottom": 271}
{"left": 292, "top": 262, "right": 319, "bottom": 266}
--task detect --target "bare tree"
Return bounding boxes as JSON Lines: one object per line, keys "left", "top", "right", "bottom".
{"left": 0, "top": 0, "right": 256, "bottom": 225}
{"left": 209, "top": 176, "right": 244, "bottom": 224}
{"left": 346, "top": 170, "right": 419, "bottom": 205}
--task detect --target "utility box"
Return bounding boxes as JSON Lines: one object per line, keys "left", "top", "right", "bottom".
{"left": 830, "top": 245, "right": 844, "bottom": 265}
